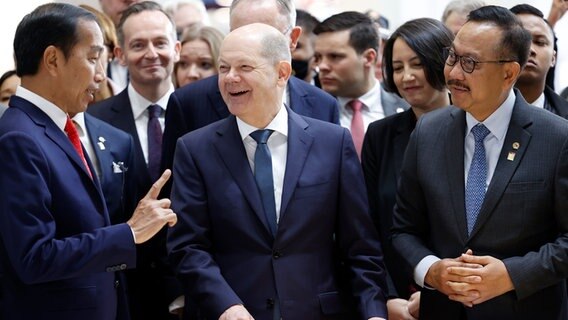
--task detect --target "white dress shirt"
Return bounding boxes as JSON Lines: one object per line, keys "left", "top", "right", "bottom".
{"left": 236, "top": 106, "right": 288, "bottom": 222}
{"left": 128, "top": 83, "right": 173, "bottom": 165}
{"left": 72, "top": 113, "right": 101, "bottom": 179}
{"left": 337, "top": 80, "right": 384, "bottom": 133}
{"left": 413, "top": 89, "right": 515, "bottom": 288}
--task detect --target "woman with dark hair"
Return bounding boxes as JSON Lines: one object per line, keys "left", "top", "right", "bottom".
{"left": 362, "top": 18, "right": 453, "bottom": 320}
{"left": 0, "top": 70, "right": 20, "bottom": 106}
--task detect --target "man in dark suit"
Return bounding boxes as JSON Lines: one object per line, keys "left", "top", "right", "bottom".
{"left": 72, "top": 112, "right": 138, "bottom": 224}
{"left": 87, "top": 2, "right": 182, "bottom": 319}
{"left": 0, "top": 4, "right": 176, "bottom": 319}
{"left": 392, "top": 6, "right": 568, "bottom": 319}
{"left": 511, "top": 4, "right": 568, "bottom": 119}
{"left": 167, "top": 23, "right": 388, "bottom": 320}
{"left": 161, "top": 0, "right": 340, "bottom": 184}
{"left": 313, "top": 12, "right": 408, "bottom": 157}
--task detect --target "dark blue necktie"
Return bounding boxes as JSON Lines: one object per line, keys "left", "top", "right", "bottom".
{"left": 147, "top": 104, "right": 162, "bottom": 182}
{"left": 250, "top": 129, "right": 277, "bottom": 236}
{"left": 465, "top": 124, "right": 490, "bottom": 235}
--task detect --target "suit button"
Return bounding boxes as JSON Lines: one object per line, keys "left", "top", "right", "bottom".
{"left": 266, "top": 298, "right": 275, "bottom": 309}
{"left": 106, "top": 267, "right": 113, "bottom": 272}
{"left": 272, "top": 251, "right": 281, "bottom": 259}
{"left": 120, "top": 263, "right": 127, "bottom": 270}
{"left": 115, "top": 280, "right": 120, "bottom": 288}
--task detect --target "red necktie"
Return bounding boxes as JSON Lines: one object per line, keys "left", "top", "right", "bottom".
{"left": 64, "top": 116, "right": 92, "bottom": 179}
{"left": 348, "top": 99, "right": 364, "bottom": 158}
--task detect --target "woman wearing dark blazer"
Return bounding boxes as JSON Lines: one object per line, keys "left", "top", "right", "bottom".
{"left": 362, "top": 18, "right": 454, "bottom": 320}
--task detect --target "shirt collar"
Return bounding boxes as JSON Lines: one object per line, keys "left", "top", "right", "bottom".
{"left": 465, "top": 89, "right": 515, "bottom": 142}
{"left": 16, "top": 86, "right": 68, "bottom": 131}
{"left": 337, "top": 79, "right": 381, "bottom": 111}
{"left": 71, "top": 112, "right": 87, "bottom": 138}
{"left": 128, "top": 83, "right": 173, "bottom": 119}
{"left": 237, "top": 104, "right": 289, "bottom": 141}
{"left": 530, "top": 92, "right": 546, "bottom": 109}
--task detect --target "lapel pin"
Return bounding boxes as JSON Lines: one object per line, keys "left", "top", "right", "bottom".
{"left": 112, "top": 161, "right": 125, "bottom": 173}
{"left": 507, "top": 152, "right": 516, "bottom": 161}
{"left": 512, "top": 142, "right": 520, "bottom": 150}
{"left": 97, "top": 136, "right": 106, "bottom": 150}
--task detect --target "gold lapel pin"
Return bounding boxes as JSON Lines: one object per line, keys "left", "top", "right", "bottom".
{"left": 507, "top": 152, "right": 516, "bottom": 161}
{"left": 512, "top": 142, "right": 520, "bottom": 150}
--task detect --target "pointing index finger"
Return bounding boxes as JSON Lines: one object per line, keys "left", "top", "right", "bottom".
{"left": 145, "top": 169, "right": 171, "bottom": 200}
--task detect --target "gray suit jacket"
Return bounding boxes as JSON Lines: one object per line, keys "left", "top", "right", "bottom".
{"left": 392, "top": 90, "right": 568, "bottom": 319}
{"left": 380, "top": 83, "right": 409, "bottom": 116}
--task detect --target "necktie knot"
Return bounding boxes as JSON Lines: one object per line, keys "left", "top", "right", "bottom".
{"left": 348, "top": 99, "right": 363, "bottom": 113}
{"left": 250, "top": 129, "right": 274, "bottom": 145}
{"left": 148, "top": 104, "right": 161, "bottom": 119}
{"left": 471, "top": 124, "right": 490, "bottom": 143}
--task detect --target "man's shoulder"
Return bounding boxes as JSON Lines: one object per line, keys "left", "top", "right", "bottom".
{"left": 87, "top": 89, "right": 129, "bottom": 118}
{"left": 172, "top": 75, "right": 219, "bottom": 100}
{"left": 289, "top": 77, "right": 335, "bottom": 101}
{"left": 84, "top": 113, "right": 132, "bottom": 143}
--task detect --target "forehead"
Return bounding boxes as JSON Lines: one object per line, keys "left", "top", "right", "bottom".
{"left": 453, "top": 21, "right": 501, "bottom": 58}
{"left": 230, "top": 2, "right": 287, "bottom": 31}
{"left": 315, "top": 30, "right": 351, "bottom": 50}
{"left": 76, "top": 19, "right": 105, "bottom": 47}
{"left": 122, "top": 10, "right": 173, "bottom": 39}
{"left": 516, "top": 14, "right": 554, "bottom": 39}
{"left": 220, "top": 35, "right": 263, "bottom": 62}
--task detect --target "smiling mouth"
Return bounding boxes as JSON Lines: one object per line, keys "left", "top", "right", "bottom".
{"left": 229, "top": 90, "right": 249, "bottom": 97}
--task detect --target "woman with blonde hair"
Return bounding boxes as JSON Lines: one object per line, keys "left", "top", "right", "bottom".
{"left": 174, "top": 24, "right": 224, "bottom": 88}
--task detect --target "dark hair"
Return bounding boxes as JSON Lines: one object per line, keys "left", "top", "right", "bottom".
{"left": 467, "top": 5, "right": 531, "bottom": 68}
{"left": 117, "top": 1, "right": 176, "bottom": 46}
{"left": 382, "top": 18, "right": 453, "bottom": 97}
{"left": 296, "top": 9, "right": 319, "bottom": 33}
{"left": 314, "top": 11, "right": 378, "bottom": 54}
{"left": 510, "top": 4, "right": 557, "bottom": 89}
{"left": 0, "top": 70, "right": 18, "bottom": 88}
{"left": 13, "top": 3, "right": 96, "bottom": 77}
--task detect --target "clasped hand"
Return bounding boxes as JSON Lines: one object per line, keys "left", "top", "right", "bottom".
{"left": 425, "top": 250, "right": 514, "bottom": 307}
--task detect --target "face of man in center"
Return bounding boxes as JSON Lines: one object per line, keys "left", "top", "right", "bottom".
{"left": 218, "top": 23, "right": 291, "bottom": 126}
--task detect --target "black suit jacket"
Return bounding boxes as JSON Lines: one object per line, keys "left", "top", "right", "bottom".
{"left": 392, "top": 91, "right": 568, "bottom": 319}
{"left": 161, "top": 75, "right": 340, "bottom": 193}
{"left": 545, "top": 85, "right": 568, "bottom": 119}
{"left": 361, "top": 108, "right": 416, "bottom": 300}
{"left": 84, "top": 113, "right": 138, "bottom": 225}
{"left": 87, "top": 90, "right": 179, "bottom": 320}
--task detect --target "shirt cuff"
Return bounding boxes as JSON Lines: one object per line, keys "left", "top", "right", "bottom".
{"left": 169, "top": 295, "right": 185, "bottom": 313}
{"left": 413, "top": 255, "right": 440, "bottom": 288}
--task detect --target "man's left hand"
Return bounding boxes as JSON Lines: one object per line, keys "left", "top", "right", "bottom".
{"left": 446, "top": 252, "right": 514, "bottom": 306}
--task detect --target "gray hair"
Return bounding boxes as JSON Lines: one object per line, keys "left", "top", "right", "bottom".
{"left": 441, "top": 0, "right": 486, "bottom": 23}
{"left": 230, "top": 0, "right": 296, "bottom": 29}
{"left": 260, "top": 30, "right": 291, "bottom": 64}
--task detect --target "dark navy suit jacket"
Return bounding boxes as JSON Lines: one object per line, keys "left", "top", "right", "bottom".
{"left": 87, "top": 90, "right": 180, "bottom": 320}
{"left": 392, "top": 92, "right": 568, "bottom": 319}
{"left": 161, "top": 75, "right": 340, "bottom": 190}
{"left": 0, "top": 96, "right": 135, "bottom": 320}
{"left": 84, "top": 113, "right": 137, "bottom": 225}
{"left": 167, "top": 108, "right": 387, "bottom": 320}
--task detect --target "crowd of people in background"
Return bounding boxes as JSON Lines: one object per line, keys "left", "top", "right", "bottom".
{"left": 1, "top": 0, "right": 568, "bottom": 319}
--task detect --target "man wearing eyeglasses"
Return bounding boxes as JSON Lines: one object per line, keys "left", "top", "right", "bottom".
{"left": 392, "top": 5, "right": 568, "bottom": 320}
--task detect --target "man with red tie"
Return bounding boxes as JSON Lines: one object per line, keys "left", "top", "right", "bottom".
{"left": 0, "top": 4, "right": 176, "bottom": 319}
{"left": 313, "top": 11, "right": 407, "bottom": 157}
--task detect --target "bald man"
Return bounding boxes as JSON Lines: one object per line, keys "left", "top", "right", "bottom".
{"left": 167, "top": 23, "right": 387, "bottom": 320}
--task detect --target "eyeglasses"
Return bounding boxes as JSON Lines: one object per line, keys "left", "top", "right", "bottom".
{"left": 443, "top": 47, "right": 516, "bottom": 74}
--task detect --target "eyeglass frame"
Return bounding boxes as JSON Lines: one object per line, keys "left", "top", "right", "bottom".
{"left": 443, "top": 47, "right": 517, "bottom": 74}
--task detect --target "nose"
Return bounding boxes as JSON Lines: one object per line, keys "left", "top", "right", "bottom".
{"left": 186, "top": 64, "right": 200, "bottom": 80}
{"left": 145, "top": 43, "right": 158, "bottom": 59}
{"left": 529, "top": 44, "right": 537, "bottom": 57}
{"left": 316, "top": 58, "right": 330, "bottom": 73}
{"left": 402, "top": 66, "right": 415, "bottom": 82}
{"left": 224, "top": 67, "right": 240, "bottom": 82}
{"left": 446, "top": 61, "right": 464, "bottom": 81}
{"left": 95, "top": 59, "right": 106, "bottom": 83}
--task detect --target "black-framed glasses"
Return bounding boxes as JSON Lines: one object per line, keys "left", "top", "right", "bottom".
{"left": 443, "top": 47, "right": 516, "bottom": 74}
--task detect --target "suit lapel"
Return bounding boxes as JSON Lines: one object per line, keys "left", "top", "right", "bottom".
{"left": 84, "top": 114, "right": 111, "bottom": 184}
{"left": 287, "top": 77, "right": 311, "bottom": 117}
{"left": 445, "top": 108, "right": 469, "bottom": 240}
{"left": 469, "top": 99, "right": 532, "bottom": 239}
{"left": 213, "top": 117, "right": 273, "bottom": 238}
{"left": 393, "top": 109, "right": 415, "bottom": 174}
{"left": 279, "top": 109, "right": 313, "bottom": 217}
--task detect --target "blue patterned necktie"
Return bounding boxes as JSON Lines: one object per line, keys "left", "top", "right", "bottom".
{"left": 465, "top": 124, "right": 490, "bottom": 235}
{"left": 147, "top": 104, "right": 162, "bottom": 182}
{"left": 250, "top": 129, "right": 277, "bottom": 236}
